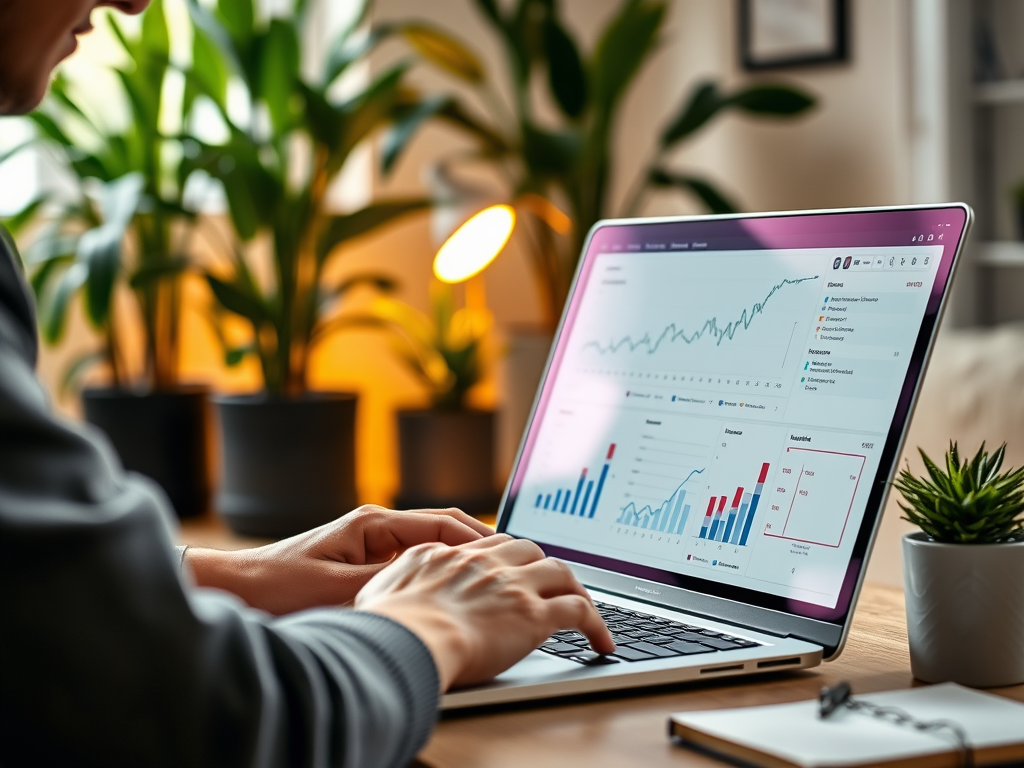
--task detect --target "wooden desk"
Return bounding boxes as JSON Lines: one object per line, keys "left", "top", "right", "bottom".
{"left": 417, "top": 582, "right": 1024, "bottom": 768}
{"left": 178, "top": 517, "right": 1024, "bottom": 768}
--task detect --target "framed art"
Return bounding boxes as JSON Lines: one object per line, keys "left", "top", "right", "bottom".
{"left": 739, "top": 0, "right": 849, "bottom": 71}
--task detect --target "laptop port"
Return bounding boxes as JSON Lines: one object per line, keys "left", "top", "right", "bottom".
{"left": 757, "top": 657, "right": 801, "bottom": 669}
{"left": 699, "top": 664, "right": 745, "bottom": 675}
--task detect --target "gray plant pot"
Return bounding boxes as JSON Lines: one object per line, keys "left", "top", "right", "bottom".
{"left": 215, "top": 393, "right": 357, "bottom": 538}
{"left": 396, "top": 408, "right": 499, "bottom": 516}
{"left": 903, "top": 532, "right": 1024, "bottom": 687}
{"left": 82, "top": 387, "right": 212, "bottom": 519}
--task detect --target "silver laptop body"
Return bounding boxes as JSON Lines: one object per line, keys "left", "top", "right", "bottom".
{"left": 443, "top": 204, "right": 972, "bottom": 710}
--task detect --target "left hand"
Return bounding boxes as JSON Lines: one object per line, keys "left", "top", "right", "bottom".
{"left": 184, "top": 505, "right": 493, "bottom": 615}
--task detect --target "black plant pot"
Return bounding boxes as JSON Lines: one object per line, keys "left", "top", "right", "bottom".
{"left": 215, "top": 393, "right": 358, "bottom": 538}
{"left": 396, "top": 409, "right": 500, "bottom": 516}
{"left": 82, "top": 387, "right": 212, "bottom": 519}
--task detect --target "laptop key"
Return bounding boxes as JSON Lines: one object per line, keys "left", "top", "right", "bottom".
{"left": 665, "top": 641, "right": 716, "bottom": 655}
{"left": 698, "top": 637, "right": 743, "bottom": 651}
{"left": 625, "top": 641, "right": 677, "bottom": 658}
{"left": 567, "top": 651, "right": 620, "bottom": 666}
{"left": 540, "top": 641, "right": 581, "bottom": 654}
{"left": 610, "top": 646, "right": 658, "bottom": 661}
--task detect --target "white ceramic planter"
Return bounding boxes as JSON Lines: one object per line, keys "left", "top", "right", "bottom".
{"left": 903, "top": 532, "right": 1024, "bottom": 687}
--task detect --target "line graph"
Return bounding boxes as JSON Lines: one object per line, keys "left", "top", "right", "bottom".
{"left": 617, "top": 467, "right": 705, "bottom": 534}
{"left": 582, "top": 275, "right": 819, "bottom": 356}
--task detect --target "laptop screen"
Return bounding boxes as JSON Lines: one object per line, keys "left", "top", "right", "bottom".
{"left": 499, "top": 206, "right": 970, "bottom": 625}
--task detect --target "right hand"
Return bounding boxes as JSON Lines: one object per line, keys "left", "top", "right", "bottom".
{"left": 354, "top": 534, "right": 615, "bottom": 690}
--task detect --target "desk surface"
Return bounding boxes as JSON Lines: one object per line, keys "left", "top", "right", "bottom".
{"left": 178, "top": 517, "right": 1024, "bottom": 768}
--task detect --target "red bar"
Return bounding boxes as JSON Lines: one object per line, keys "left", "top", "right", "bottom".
{"left": 731, "top": 487, "right": 745, "bottom": 508}
{"left": 717, "top": 496, "right": 728, "bottom": 513}
{"left": 581, "top": 468, "right": 587, "bottom": 476}
{"left": 758, "top": 462, "right": 770, "bottom": 483}
{"left": 607, "top": 443, "right": 616, "bottom": 460}
{"left": 704, "top": 496, "right": 717, "bottom": 519}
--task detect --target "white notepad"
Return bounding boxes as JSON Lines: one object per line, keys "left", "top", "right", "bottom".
{"left": 669, "top": 683, "right": 1024, "bottom": 768}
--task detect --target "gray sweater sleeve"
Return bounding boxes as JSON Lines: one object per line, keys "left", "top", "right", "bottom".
{"left": 0, "top": 235, "right": 439, "bottom": 767}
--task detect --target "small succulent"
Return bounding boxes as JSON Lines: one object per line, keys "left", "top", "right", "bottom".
{"left": 893, "top": 442, "right": 1024, "bottom": 544}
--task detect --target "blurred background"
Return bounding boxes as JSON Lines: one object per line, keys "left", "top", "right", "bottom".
{"left": 1, "top": 0, "right": 1022, "bottom": 587}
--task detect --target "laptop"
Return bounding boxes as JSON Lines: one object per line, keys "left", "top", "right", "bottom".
{"left": 442, "top": 204, "right": 972, "bottom": 710}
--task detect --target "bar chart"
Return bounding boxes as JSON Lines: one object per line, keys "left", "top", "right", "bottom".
{"left": 697, "top": 462, "right": 770, "bottom": 546}
{"left": 616, "top": 468, "right": 704, "bottom": 534}
{"left": 533, "top": 443, "right": 616, "bottom": 519}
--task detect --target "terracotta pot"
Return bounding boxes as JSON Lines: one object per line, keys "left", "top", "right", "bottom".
{"left": 215, "top": 393, "right": 357, "bottom": 538}
{"left": 396, "top": 408, "right": 499, "bottom": 516}
{"left": 82, "top": 386, "right": 212, "bottom": 519}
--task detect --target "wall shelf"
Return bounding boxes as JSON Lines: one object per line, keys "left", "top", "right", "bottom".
{"left": 974, "top": 79, "right": 1024, "bottom": 105}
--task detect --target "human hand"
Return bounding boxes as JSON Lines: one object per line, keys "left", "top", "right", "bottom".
{"left": 185, "top": 505, "right": 493, "bottom": 615}
{"left": 355, "top": 534, "right": 615, "bottom": 691}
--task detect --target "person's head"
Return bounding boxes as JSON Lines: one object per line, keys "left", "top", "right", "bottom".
{"left": 0, "top": 0, "right": 149, "bottom": 116}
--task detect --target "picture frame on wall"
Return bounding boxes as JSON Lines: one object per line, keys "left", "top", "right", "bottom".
{"left": 739, "top": 0, "right": 849, "bottom": 71}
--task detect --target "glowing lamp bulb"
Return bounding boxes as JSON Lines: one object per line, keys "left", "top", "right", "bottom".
{"left": 433, "top": 204, "right": 515, "bottom": 284}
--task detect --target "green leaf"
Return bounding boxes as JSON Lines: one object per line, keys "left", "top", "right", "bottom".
{"left": 128, "top": 257, "right": 190, "bottom": 289}
{"left": 381, "top": 95, "right": 452, "bottom": 174}
{"left": 0, "top": 139, "right": 34, "bottom": 168}
{"left": 2, "top": 196, "right": 47, "bottom": 237}
{"left": 648, "top": 169, "right": 738, "bottom": 214}
{"left": 317, "top": 199, "right": 431, "bottom": 265}
{"left": 728, "top": 85, "right": 816, "bottom": 116}
{"left": 473, "top": 0, "right": 503, "bottom": 26}
{"left": 40, "top": 262, "right": 88, "bottom": 344}
{"left": 660, "top": 81, "right": 721, "bottom": 147}
{"left": 258, "top": 19, "right": 300, "bottom": 135}
{"left": 332, "top": 63, "right": 408, "bottom": 173}
{"left": 522, "top": 123, "right": 582, "bottom": 176}
{"left": 206, "top": 274, "right": 269, "bottom": 326}
{"left": 590, "top": 0, "right": 664, "bottom": 115}
{"left": 186, "top": 0, "right": 245, "bottom": 78}
{"left": 188, "top": 26, "right": 230, "bottom": 112}
{"left": 216, "top": 0, "right": 253, "bottom": 48}
{"left": 29, "top": 253, "right": 74, "bottom": 301}
{"left": 543, "top": 16, "right": 587, "bottom": 119}
{"left": 419, "top": 96, "right": 508, "bottom": 155}
{"left": 140, "top": 0, "right": 170, "bottom": 61}
{"left": 399, "top": 23, "right": 484, "bottom": 82}
{"left": 28, "top": 111, "right": 76, "bottom": 151}
{"left": 60, "top": 350, "right": 106, "bottom": 398}
{"left": 78, "top": 173, "right": 145, "bottom": 327}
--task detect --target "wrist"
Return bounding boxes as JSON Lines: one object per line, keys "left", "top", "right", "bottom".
{"left": 360, "top": 602, "right": 470, "bottom": 691}
{"left": 184, "top": 547, "right": 263, "bottom": 603}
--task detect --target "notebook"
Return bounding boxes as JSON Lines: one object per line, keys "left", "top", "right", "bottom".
{"left": 669, "top": 683, "right": 1024, "bottom": 768}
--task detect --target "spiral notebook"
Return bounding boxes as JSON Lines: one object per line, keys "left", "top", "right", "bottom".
{"left": 669, "top": 684, "right": 1024, "bottom": 768}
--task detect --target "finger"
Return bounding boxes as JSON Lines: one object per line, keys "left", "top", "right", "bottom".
{"left": 364, "top": 512, "right": 486, "bottom": 560}
{"left": 457, "top": 535, "right": 547, "bottom": 566}
{"left": 517, "top": 558, "right": 591, "bottom": 601}
{"left": 403, "top": 507, "right": 495, "bottom": 537}
{"left": 544, "top": 594, "right": 616, "bottom": 656}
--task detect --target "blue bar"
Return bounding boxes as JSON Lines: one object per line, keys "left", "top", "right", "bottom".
{"left": 678, "top": 504, "right": 691, "bottom": 534}
{"left": 731, "top": 495, "right": 752, "bottom": 544}
{"left": 554, "top": 490, "right": 563, "bottom": 510}
{"left": 739, "top": 484, "right": 764, "bottom": 546}
{"left": 709, "top": 519, "right": 720, "bottom": 540}
{"left": 722, "top": 512, "right": 736, "bottom": 543}
{"left": 544, "top": 494, "right": 552, "bottom": 510}
{"left": 658, "top": 502, "right": 671, "bottom": 532}
{"left": 579, "top": 480, "right": 594, "bottom": 519}
{"left": 650, "top": 509, "right": 661, "bottom": 530}
{"left": 561, "top": 490, "right": 570, "bottom": 513}
{"left": 666, "top": 501, "right": 680, "bottom": 534}
{"left": 570, "top": 471, "right": 587, "bottom": 515}
{"left": 589, "top": 464, "right": 610, "bottom": 518}
{"left": 535, "top": 494, "right": 542, "bottom": 508}
{"left": 671, "top": 490, "right": 686, "bottom": 532}
{"left": 641, "top": 514, "right": 649, "bottom": 529}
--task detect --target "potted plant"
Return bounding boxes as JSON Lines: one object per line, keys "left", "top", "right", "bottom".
{"left": 380, "top": 0, "right": 816, "bottom": 473}
{"left": 346, "top": 282, "right": 499, "bottom": 515}
{"left": 17, "top": 1, "right": 212, "bottom": 519}
{"left": 185, "top": 0, "right": 430, "bottom": 537}
{"left": 894, "top": 442, "right": 1024, "bottom": 687}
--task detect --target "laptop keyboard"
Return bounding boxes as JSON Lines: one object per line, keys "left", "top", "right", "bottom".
{"left": 538, "top": 601, "right": 763, "bottom": 665}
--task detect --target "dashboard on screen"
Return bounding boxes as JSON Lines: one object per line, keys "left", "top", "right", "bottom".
{"left": 499, "top": 207, "right": 969, "bottom": 625}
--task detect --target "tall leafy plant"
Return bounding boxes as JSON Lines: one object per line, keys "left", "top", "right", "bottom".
{"left": 386, "top": 0, "right": 817, "bottom": 328}
{"left": 20, "top": 0, "right": 196, "bottom": 390}
{"left": 184, "top": 0, "right": 431, "bottom": 397}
